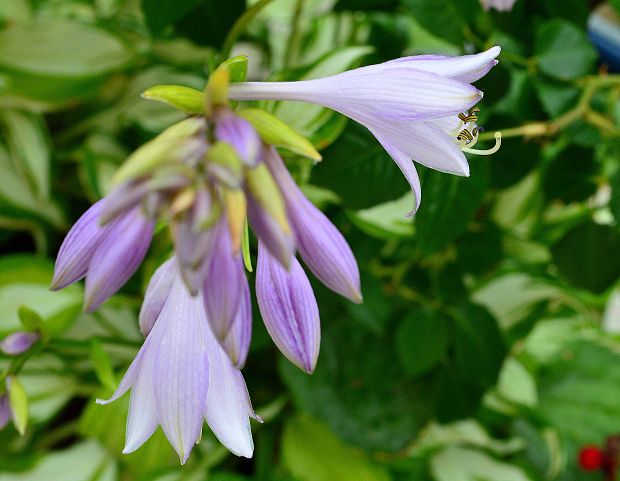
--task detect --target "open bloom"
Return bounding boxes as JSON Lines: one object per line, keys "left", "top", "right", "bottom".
{"left": 229, "top": 46, "right": 502, "bottom": 213}
{"left": 98, "top": 259, "right": 258, "bottom": 463}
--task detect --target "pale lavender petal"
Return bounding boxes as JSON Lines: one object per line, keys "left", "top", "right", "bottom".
{"left": 369, "top": 129, "right": 422, "bottom": 215}
{"left": 84, "top": 208, "right": 154, "bottom": 312}
{"left": 220, "top": 276, "right": 252, "bottom": 368}
{"left": 0, "top": 332, "right": 39, "bottom": 356}
{"left": 229, "top": 68, "right": 482, "bottom": 122}
{"left": 247, "top": 197, "right": 295, "bottom": 269}
{"left": 51, "top": 199, "right": 111, "bottom": 290}
{"left": 215, "top": 113, "right": 260, "bottom": 166}
{"left": 99, "top": 180, "right": 150, "bottom": 225}
{"left": 203, "top": 221, "right": 244, "bottom": 340}
{"left": 173, "top": 218, "right": 214, "bottom": 295}
{"left": 154, "top": 278, "right": 209, "bottom": 464}
{"left": 368, "top": 119, "right": 470, "bottom": 176}
{"left": 384, "top": 46, "right": 501, "bottom": 83}
{"left": 256, "top": 243, "right": 320, "bottom": 373}
{"left": 0, "top": 394, "right": 10, "bottom": 430}
{"left": 139, "top": 258, "right": 176, "bottom": 337}
{"left": 96, "top": 343, "right": 149, "bottom": 405}
{"left": 263, "top": 148, "right": 361, "bottom": 302}
{"left": 204, "top": 314, "right": 257, "bottom": 458}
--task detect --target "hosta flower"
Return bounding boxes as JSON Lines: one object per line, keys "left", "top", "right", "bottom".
{"left": 228, "top": 46, "right": 502, "bottom": 213}
{"left": 51, "top": 200, "right": 154, "bottom": 312}
{"left": 480, "top": 0, "right": 516, "bottom": 11}
{"left": 0, "top": 332, "right": 39, "bottom": 356}
{"left": 98, "top": 259, "right": 258, "bottom": 463}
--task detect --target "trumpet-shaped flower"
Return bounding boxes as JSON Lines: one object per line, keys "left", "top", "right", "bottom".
{"left": 228, "top": 46, "right": 502, "bottom": 213}
{"left": 98, "top": 260, "right": 257, "bottom": 463}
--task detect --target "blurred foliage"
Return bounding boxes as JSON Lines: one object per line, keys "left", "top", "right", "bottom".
{"left": 1, "top": 0, "right": 620, "bottom": 481}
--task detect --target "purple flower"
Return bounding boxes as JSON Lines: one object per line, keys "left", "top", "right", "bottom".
{"left": 52, "top": 201, "right": 154, "bottom": 312}
{"left": 98, "top": 261, "right": 257, "bottom": 462}
{"left": 256, "top": 243, "right": 320, "bottom": 374}
{"left": 0, "top": 332, "right": 39, "bottom": 356}
{"left": 0, "top": 394, "right": 10, "bottom": 430}
{"left": 228, "top": 47, "right": 502, "bottom": 214}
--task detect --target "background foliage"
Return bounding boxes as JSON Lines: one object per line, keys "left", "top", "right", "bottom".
{"left": 1, "top": 0, "right": 620, "bottom": 480}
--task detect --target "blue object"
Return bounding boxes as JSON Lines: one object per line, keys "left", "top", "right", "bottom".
{"left": 588, "top": 4, "right": 620, "bottom": 72}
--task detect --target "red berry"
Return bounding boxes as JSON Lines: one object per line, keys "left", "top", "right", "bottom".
{"left": 579, "top": 445, "right": 605, "bottom": 471}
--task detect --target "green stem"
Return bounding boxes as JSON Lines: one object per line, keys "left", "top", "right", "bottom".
{"left": 220, "top": 0, "right": 277, "bottom": 62}
{"left": 283, "top": 0, "right": 304, "bottom": 67}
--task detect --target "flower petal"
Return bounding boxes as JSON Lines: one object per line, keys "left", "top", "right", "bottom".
{"left": 247, "top": 197, "right": 295, "bottom": 269}
{"left": 368, "top": 119, "right": 470, "bottom": 176}
{"left": 154, "top": 277, "right": 210, "bottom": 464}
{"left": 215, "top": 113, "right": 261, "bottom": 166}
{"left": 84, "top": 208, "right": 154, "bottom": 312}
{"left": 0, "top": 395, "right": 10, "bottom": 430}
{"left": 205, "top": 318, "right": 256, "bottom": 458}
{"left": 384, "top": 46, "right": 501, "bottom": 83}
{"left": 263, "top": 148, "right": 362, "bottom": 301}
{"left": 0, "top": 332, "right": 39, "bottom": 356}
{"left": 256, "top": 243, "right": 320, "bottom": 373}
{"left": 139, "top": 258, "right": 176, "bottom": 337}
{"left": 51, "top": 199, "right": 110, "bottom": 290}
{"left": 369, "top": 129, "right": 422, "bottom": 215}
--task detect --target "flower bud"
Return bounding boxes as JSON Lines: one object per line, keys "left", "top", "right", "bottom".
{"left": 0, "top": 332, "right": 39, "bottom": 356}
{"left": 206, "top": 142, "right": 244, "bottom": 188}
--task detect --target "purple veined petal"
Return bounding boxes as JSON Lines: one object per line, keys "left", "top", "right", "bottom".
{"left": 215, "top": 113, "right": 261, "bottom": 166}
{"left": 219, "top": 275, "right": 252, "bottom": 368}
{"left": 0, "top": 394, "right": 10, "bottom": 430}
{"left": 154, "top": 277, "right": 210, "bottom": 464}
{"left": 256, "top": 243, "right": 320, "bottom": 373}
{"left": 229, "top": 67, "right": 482, "bottom": 122}
{"left": 367, "top": 118, "right": 470, "bottom": 176}
{"left": 84, "top": 208, "right": 154, "bottom": 312}
{"left": 383, "top": 46, "right": 501, "bottom": 84}
{"left": 99, "top": 180, "right": 151, "bottom": 225}
{"left": 204, "top": 311, "right": 257, "bottom": 458}
{"left": 247, "top": 196, "right": 295, "bottom": 269}
{"left": 139, "top": 258, "right": 176, "bottom": 337}
{"left": 202, "top": 220, "right": 244, "bottom": 340}
{"left": 51, "top": 199, "right": 111, "bottom": 291}
{"left": 0, "top": 332, "right": 39, "bottom": 356}
{"left": 369, "top": 129, "right": 422, "bottom": 216}
{"left": 263, "top": 148, "right": 362, "bottom": 302}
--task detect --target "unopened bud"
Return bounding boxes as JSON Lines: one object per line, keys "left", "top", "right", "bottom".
{"left": 206, "top": 142, "right": 244, "bottom": 188}
{"left": 0, "top": 332, "right": 39, "bottom": 356}
{"left": 142, "top": 85, "right": 205, "bottom": 114}
{"left": 205, "top": 66, "right": 229, "bottom": 115}
{"left": 245, "top": 164, "right": 290, "bottom": 235}
{"left": 223, "top": 189, "right": 247, "bottom": 253}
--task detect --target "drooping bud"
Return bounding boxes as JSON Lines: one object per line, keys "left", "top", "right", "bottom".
{"left": 0, "top": 332, "right": 39, "bottom": 356}
{"left": 215, "top": 113, "right": 260, "bottom": 166}
{"left": 202, "top": 220, "right": 245, "bottom": 340}
{"left": 263, "top": 147, "right": 362, "bottom": 302}
{"left": 247, "top": 196, "right": 294, "bottom": 269}
{"left": 172, "top": 217, "right": 214, "bottom": 295}
{"left": 113, "top": 118, "right": 207, "bottom": 184}
{"left": 206, "top": 142, "right": 244, "bottom": 188}
{"left": 205, "top": 65, "right": 229, "bottom": 115}
{"left": 141, "top": 85, "right": 205, "bottom": 114}
{"left": 245, "top": 163, "right": 290, "bottom": 235}
{"left": 220, "top": 275, "right": 252, "bottom": 368}
{"left": 84, "top": 208, "right": 155, "bottom": 312}
{"left": 255, "top": 243, "right": 320, "bottom": 373}
{"left": 51, "top": 199, "right": 110, "bottom": 291}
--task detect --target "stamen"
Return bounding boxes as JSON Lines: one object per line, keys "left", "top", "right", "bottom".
{"left": 456, "top": 129, "right": 474, "bottom": 143}
{"left": 461, "top": 131, "right": 502, "bottom": 156}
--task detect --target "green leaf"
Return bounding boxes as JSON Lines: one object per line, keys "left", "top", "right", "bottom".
{"left": 534, "top": 19, "right": 598, "bottom": 81}
{"left": 18, "top": 305, "right": 46, "bottom": 334}
{"left": 237, "top": 108, "right": 321, "bottom": 161}
{"left": 551, "top": 221, "right": 620, "bottom": 293}
{"left": 395, "top": 308, "right": 448, "bottom": 377}
{"left": 282, "top": 415, "right": 390, "bottom": 481}
{"left": 89, "top": 340, "right": 117, "bottom": 393}
{"left": 141, "top": 85, "right": 205, "bottom": 114}
{"left": 534, "top": 77, "right": 580, "bottom": 117}
{"left": 141, "top": 0, "right": 202, "bottom": 36}
{"left": 7, "top": 375, "right": 28, "bottom": 435}
{"left": 0, "top": 20, "right": 132, "bottom": 104}
{"left": 223, "top": 55, "right": 248, "bottom": 82}
{"left": 349, "top": 194, "right": 415, "bottom": 240}
{"left": 402, "top": 0, "right": 480, "bottom": 45}
{"left": 542, "top": 144, "right": 597, "bottom": 203}
{"left": 173, "top": 0, "right": 246, "bottom": 48}
{"left": 0, "top": 110, "right": 50, "bottom": 198}
{"left": 415, "top": 160, "right": 490, "bottom": 254}
{"left": 430, "top": 447, "right": 533, "bottom": 481}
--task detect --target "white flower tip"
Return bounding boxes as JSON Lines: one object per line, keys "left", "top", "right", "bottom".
{"left": 487, "top": 45, "right": 502, "bottom": 58}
